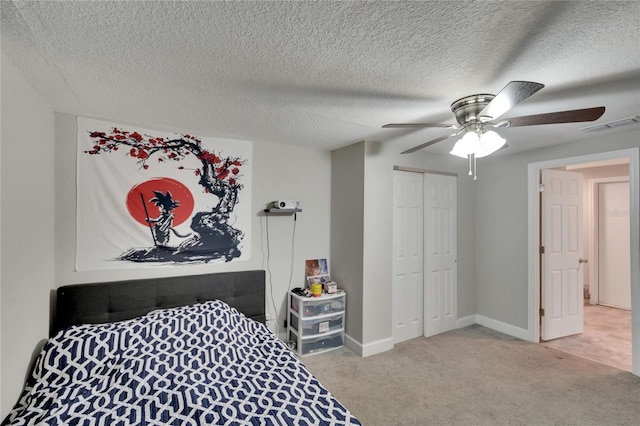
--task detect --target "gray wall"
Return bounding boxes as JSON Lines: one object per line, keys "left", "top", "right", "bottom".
{"left": 363, "top": 142, "right": 477, "bottom": 350}
{"left": 475, "top": 128, "right": 639, "bottom": 330}
{"left": 1, "top": 57, "right": 56, "bottom": 417}
{"left": 331, "top": 142, "right": 365, "bottom": 343}
{"left": 331, "top": 140, "right": 477, "bottom": 354}
{"left": 332, "top": 129, "right": 637, "bottom": 356}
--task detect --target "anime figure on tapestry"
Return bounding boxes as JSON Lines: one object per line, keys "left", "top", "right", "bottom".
{"left": 84, "top": 128, "right": 247, "bottom": 263}
{"left": 145, "top": 191, "right": 192, "bottom": 247}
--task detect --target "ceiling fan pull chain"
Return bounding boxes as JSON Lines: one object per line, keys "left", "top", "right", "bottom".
{"left": 467, "top": 153, "right": 478, "bottom": 180}
{"left": 473, "top": 154, "right": 478, "bottom": 181}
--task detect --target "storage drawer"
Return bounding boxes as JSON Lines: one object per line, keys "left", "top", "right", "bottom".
{"left": 290, "top": 294, "right": 345, "bottom": 318}
{"left": 298, "top": 331, "right": 343, "bottom": 356}
{"left": 290, "top": 312, "right": 343, "bottom": 337}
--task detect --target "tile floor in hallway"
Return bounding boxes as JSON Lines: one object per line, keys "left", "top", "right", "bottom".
{"left": 542, "top": 304, "right": 632, "bottom": 371}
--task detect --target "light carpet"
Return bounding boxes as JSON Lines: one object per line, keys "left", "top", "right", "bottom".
{"left": 303, "top": 325, "right": 640, "bottom": 425}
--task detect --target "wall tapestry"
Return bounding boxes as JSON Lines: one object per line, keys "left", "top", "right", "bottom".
{"left": 76, "top": 117, "right": 252, "bottom": 270}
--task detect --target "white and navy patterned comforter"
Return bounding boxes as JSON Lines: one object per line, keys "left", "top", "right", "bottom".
{"left": 5, "top": 301, "right": 361, "bottom": 425}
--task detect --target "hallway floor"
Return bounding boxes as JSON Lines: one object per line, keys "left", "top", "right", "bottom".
{"left": 542, "top": 304, "right": 632, "bottom": 371}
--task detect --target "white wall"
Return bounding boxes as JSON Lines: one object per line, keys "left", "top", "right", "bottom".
{"left": 1, "top": 57, "right": 56, "bottom": 417}
{"left": 55, "top": 113, "right": 332, "bottom": 338}
{"left": 1, "top": 102, "right": 332, "bottom": 416}
{"left": 475, "top": 128, "right": 639, "bottom": 331}
{"left": 0, "top": 55, "right": 3, "bottom": 416}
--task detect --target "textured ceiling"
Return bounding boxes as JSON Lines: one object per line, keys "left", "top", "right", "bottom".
{"left": 2, "top": 0, "right": 639, "bottom": 155}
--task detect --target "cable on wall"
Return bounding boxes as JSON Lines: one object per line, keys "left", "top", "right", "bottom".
{"left": 287, "top": 213, "right": 297, "bottom": 292}
{"left": 264, "top": 213, "right": 280, "bottom": 336}
{"left": 263, "top": 210, "right": 298, "bottom": 337}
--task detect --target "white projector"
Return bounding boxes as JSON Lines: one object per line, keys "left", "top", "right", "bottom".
{"left": 271, "top": 200, "right": 299, "bottom": 209}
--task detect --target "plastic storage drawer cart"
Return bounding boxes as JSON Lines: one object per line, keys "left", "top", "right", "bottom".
{"left": 288, "top": 291, "right": 345, "bottom": 356}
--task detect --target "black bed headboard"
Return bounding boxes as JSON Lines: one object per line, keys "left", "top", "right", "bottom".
{"left": 53, "top": 270, "right": 265, "bottom": 336}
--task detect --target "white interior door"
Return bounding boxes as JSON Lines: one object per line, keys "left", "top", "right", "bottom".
{"left": 598, "top": 180, "right": 631, "bottom": 309}
{"left": 423, "top": 173, "right": 457, "bottom": 338}
{"left": 392, "top": 170, "right": 424, "bottom": 343}
{"left": 541, "top": 169, "right": 584, "bottom": 341}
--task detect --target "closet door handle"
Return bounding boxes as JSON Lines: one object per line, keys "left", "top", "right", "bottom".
{"left": 579, "top": 258, "right": 588, "bottom": 264}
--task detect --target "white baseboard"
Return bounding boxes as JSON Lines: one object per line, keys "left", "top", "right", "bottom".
{"left": 344, "top": 333, "right": 394, "bottom": 357}
{"left": 475, "top": 314, "right": 531, "bottom": 341}
{"left": 344, "top": 316, "right": 531, "bottom": 358}
{"left": 457, "top": 315, "right": 476, "bottom": 329}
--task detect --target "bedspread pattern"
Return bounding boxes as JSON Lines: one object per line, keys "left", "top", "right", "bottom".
{"left": 6, "top": 301, "right": 361, "bottom": 425}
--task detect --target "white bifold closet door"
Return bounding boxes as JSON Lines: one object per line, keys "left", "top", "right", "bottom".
{"left": 423, "top": 173, "right": 457, "bottom": 338}
{"left": 393, "top": 170, "right": 457, "bottom": 343}
{"left": 392, "top": 170, "right": 424, "bottom": 343}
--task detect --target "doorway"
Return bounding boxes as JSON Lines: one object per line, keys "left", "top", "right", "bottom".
{"left": 527, "top": 148, "right": 639, "bottom": 376}
{"left": 392, "top": 168, "right": 458, "bottom": 343}
{"left": 541, "top": 170, "right": 632, "bottom": 371}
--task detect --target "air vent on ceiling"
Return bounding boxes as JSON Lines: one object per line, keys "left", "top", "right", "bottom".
{"left": 581, "top": 115, "right": 640, "bottom": 132}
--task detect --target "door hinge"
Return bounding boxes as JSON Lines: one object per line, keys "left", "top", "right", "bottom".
{"left": 539, "top": 246, "right": 545, "bottom": 254}
{"left": 540, "top": 308, "right": 545, "bottom": 317}
{"left": 539, "top": 183, "right": 545, "bottom": 192}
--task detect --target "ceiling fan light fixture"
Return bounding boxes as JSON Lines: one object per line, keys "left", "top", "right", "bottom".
{"left": 449, "top": 131, "right": 479, "bottom": 158}
{"left": 449, "top": 128, "right": 506, "bottom": 181}
{"left": 477, "top": 130, "right": 506, "bottom": 157}
{"left": 449, "top": 129, "right": 506, "bottom": 159}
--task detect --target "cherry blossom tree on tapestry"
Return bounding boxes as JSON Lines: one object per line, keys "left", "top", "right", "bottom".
{"left": 86, "top": 129, "right": 246, "bottom": 263}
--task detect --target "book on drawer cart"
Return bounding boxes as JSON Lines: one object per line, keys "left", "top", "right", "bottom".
{"left": 288, "top": 290, "right": 345, "bottom": 356}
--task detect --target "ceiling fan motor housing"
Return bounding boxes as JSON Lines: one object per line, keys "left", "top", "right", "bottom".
{"left": 450, "top": 94, "right": 495, "bottom": 125}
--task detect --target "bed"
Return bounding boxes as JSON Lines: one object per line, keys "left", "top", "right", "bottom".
{"left": 4, "top": 271, "right": 361, "bottom": 425}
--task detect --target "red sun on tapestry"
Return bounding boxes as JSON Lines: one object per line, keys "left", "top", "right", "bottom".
{"left": 126, "top": 178, "right": 194, "bottom": 227}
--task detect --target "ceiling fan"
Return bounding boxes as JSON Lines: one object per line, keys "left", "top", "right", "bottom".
{"left": 382, "top": 81, "right": 605, "bottom": 179}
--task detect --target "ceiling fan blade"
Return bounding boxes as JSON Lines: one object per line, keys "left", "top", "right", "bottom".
{"left": 503, "top": 106, "right": 606, "bottom": 127}
{"left": 479, "top": 81, "right": 545, "bottom": 120}
{"left": 401, "top": 134, "right": 452, "bottom": 154}
{"left": 383, "top": 123, "right": 456, "bottom": 129}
